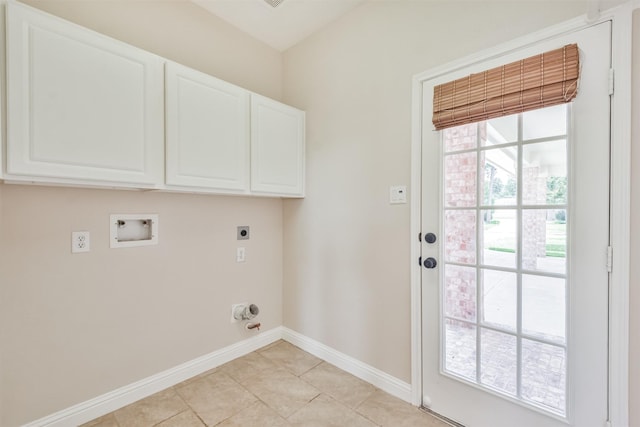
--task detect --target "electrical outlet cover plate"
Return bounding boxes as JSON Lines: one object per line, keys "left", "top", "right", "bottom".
{"left": 71, "top": 231, "right": 90, "bottom": 253}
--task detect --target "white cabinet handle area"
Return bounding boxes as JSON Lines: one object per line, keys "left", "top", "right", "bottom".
{"left": 2, "top": 1, "right": 305, "bottom": 198}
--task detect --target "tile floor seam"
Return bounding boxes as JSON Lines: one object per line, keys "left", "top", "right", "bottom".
{"left": 161, "top": 389, "right": 191, "bottom": 426}
{"left": 150, "top": 408, "right": 192, "bottom": 427}
{"left": 298, "top": 360, "right": 379, "bottom": 409}
{"left": 353, "top": 402, "right": 384, "bottom": 427}
{"left": 280, "top": 392, "right": 320, "bottom": 421}
{"left": 81, "top": 343, "right": 447, "bottom": 427}
{"left": 170, "top": 386, "right": 204, "bottom": 425}
{"left": 219, "top": 373, "right": 262, "bottom": 424}
{"left": 264, "top": 376, "right": 318, "bottom": 417}
{"left": 222, "top": 355, "right": 279, "bottom": 386}
{"left": 287, "top": 393, "right": 383, "bottom": 427}
{"left": 188, "top": 407, "right": 208, "bottom": 427}
{"left": 233, "top": 363, "right": 317, "bottom": 421}
{"left": 172, "top": 373, "right": 253, "bottom": 427}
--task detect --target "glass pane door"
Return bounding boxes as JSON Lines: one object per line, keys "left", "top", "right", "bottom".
{"left": 441, "top": 104, "right": 569, "bottom": 416}
{"left": 421, "top": 22, "right": 611, "bottom": 427}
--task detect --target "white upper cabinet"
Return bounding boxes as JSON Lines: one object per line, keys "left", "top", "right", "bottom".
{"left": 3, "top": 3, "right": 305, "bottom": 197}
{"left": 165, "top": 61, "right": 250, "bottom": 192}
{"left": 5, "top": 3, "right": 164, "bottom": 187}
{"left": 250, "top": 94, "right": 305, "bottom": 197}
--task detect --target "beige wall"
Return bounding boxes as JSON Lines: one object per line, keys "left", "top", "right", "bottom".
{"left": 630, "top": 9, "right": 640, "bottom": 427}
{"left": 0, "top": 2, "right": 284, "bottom": 426}
{"left": 282, "top": 0, "right": 587, "bottom": 384}
{"left": 20, "top": 0, "right": 283, "bottom": 100}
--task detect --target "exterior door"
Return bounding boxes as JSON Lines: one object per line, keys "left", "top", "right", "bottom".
{"left": 420, "top": 22, "right": 611, "bottom": 427}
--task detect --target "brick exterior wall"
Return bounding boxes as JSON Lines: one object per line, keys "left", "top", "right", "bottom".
{"left": 445, "top": 265, "right": 477, "bottom": 322}
{"left": 443, "top": 123, "right": 480, "bottom": 322}
{"left": 522, "top": 166, "right": 548, "bottom": 270}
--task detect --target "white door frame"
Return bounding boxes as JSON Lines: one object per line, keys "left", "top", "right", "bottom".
{"left": 409, "top": 4, "right": 632, "bottom": 426}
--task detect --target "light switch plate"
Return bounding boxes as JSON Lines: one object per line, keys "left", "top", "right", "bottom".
{"left": 237, "top": 247, "right": 246, "bottom": 263}
{"left": 390, "top": 185, "right": 407, "bottom": 204}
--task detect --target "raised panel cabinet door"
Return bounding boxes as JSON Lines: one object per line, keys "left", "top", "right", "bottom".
{"left": 165, "top": 61, "right": 250, "bottom": 192}
{"left": 250, "top": 94, "right": 305, "bottom": 197}
{"left": 6, "top": 3, "right": 164, "bottom": 186}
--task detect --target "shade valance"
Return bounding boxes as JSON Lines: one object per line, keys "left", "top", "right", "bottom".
{"left": 432, "top": 44, "right": 579, "bottom": 130}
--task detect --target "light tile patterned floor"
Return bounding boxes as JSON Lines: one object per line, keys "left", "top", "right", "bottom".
{"left": 81, "top": 341, "right": 450, "bottom": 427}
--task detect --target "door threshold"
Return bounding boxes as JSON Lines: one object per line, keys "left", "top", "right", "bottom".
{"left": 420, "top": 407, "right": 466, "bottom": 427}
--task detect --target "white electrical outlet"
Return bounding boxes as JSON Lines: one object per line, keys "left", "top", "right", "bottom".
{"left": 236, "top": 247, "right": 246, "bottom": 263}
{"left": 71, "top": 231, "right": 90, "bottom": 253}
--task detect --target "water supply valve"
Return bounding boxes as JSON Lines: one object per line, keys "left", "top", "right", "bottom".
{"left": 232, "top": 303, "right": 259, "bottom": 321}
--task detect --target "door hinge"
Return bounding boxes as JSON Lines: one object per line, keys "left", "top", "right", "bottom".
{"left": 607, "top": 246, "right": 613, "bottom": 273}
{"left": 608, "top": 68, "right": 615, "bottom": 96}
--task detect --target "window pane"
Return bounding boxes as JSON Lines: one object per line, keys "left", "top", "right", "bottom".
{"left": 481, "top": 209, "right": 516, "bottom": 268}
{"left": 481, "top": 147, "right": 517, "bottom": 206}
{"left": 483, "top": 114, "right": 518, "bottom": 146}
{"left": 522, "top": 275, "right": 566, "bottom": 343}
{"left": 522, "top": 209, "right": 566, "bottom": 274}
{"left": 444, "top": 152, "right": 477, "bottom": 207}
{"left": 522, "top": 104, "right": 567, "bottom": 140}
{"left": 445, "top": 319, "right": 476, "bottom": 381}
{"left": 445, "top": 265, "right": 477, "bottom": 322}
{"left": 522, "top": 140, "right": 567, "bottom": 205}
{"left": 444, "top": 210, "right": 476, "bottom": 264}
{"left": 443, "top": 123, "right": 478, "bottom": 152}
{"left": 481, "top": 269, "right": 517, "bottom": 331}
{"left": 522, "top": 340, "right": 566, "bottom": 414}
{"left": 480, "top": 329, "right": 517, "bottom": 395}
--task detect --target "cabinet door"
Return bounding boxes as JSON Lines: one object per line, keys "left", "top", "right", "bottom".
{"left": 6, "top": 3, "right": 164, "bottom": 186}
{"left": 250, "top": 94, "right": 305, "bottom": 196}
{"left": 165, "top": 62, "right": 249, "bottom": 192}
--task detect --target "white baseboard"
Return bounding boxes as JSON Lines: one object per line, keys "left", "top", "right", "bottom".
{"left": 24, "top": 326, "right": 412, "bottom": 426}
{"left": 281, "top": 327, "right": 412, "bottom": 403}
{"left": 24, "top": 327, "right": 282, "bottom": 427}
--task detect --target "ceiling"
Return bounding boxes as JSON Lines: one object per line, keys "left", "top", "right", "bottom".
{"left": 192, "top": 1, "right": 627, "bottom": 53}
{"left": 192, "top": 0, "right": 367, "bottom": 51}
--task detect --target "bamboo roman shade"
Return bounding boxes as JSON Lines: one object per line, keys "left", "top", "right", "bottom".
{"left": 432, "top": 44, "right": 580, "bottom": 130}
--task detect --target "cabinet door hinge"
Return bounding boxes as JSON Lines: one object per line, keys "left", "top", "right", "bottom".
{"left": 608, "top": 68, "right": 615, "bottom": 96}
{"left": 607, "top": 246, "right": 613, "bottom": 273}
